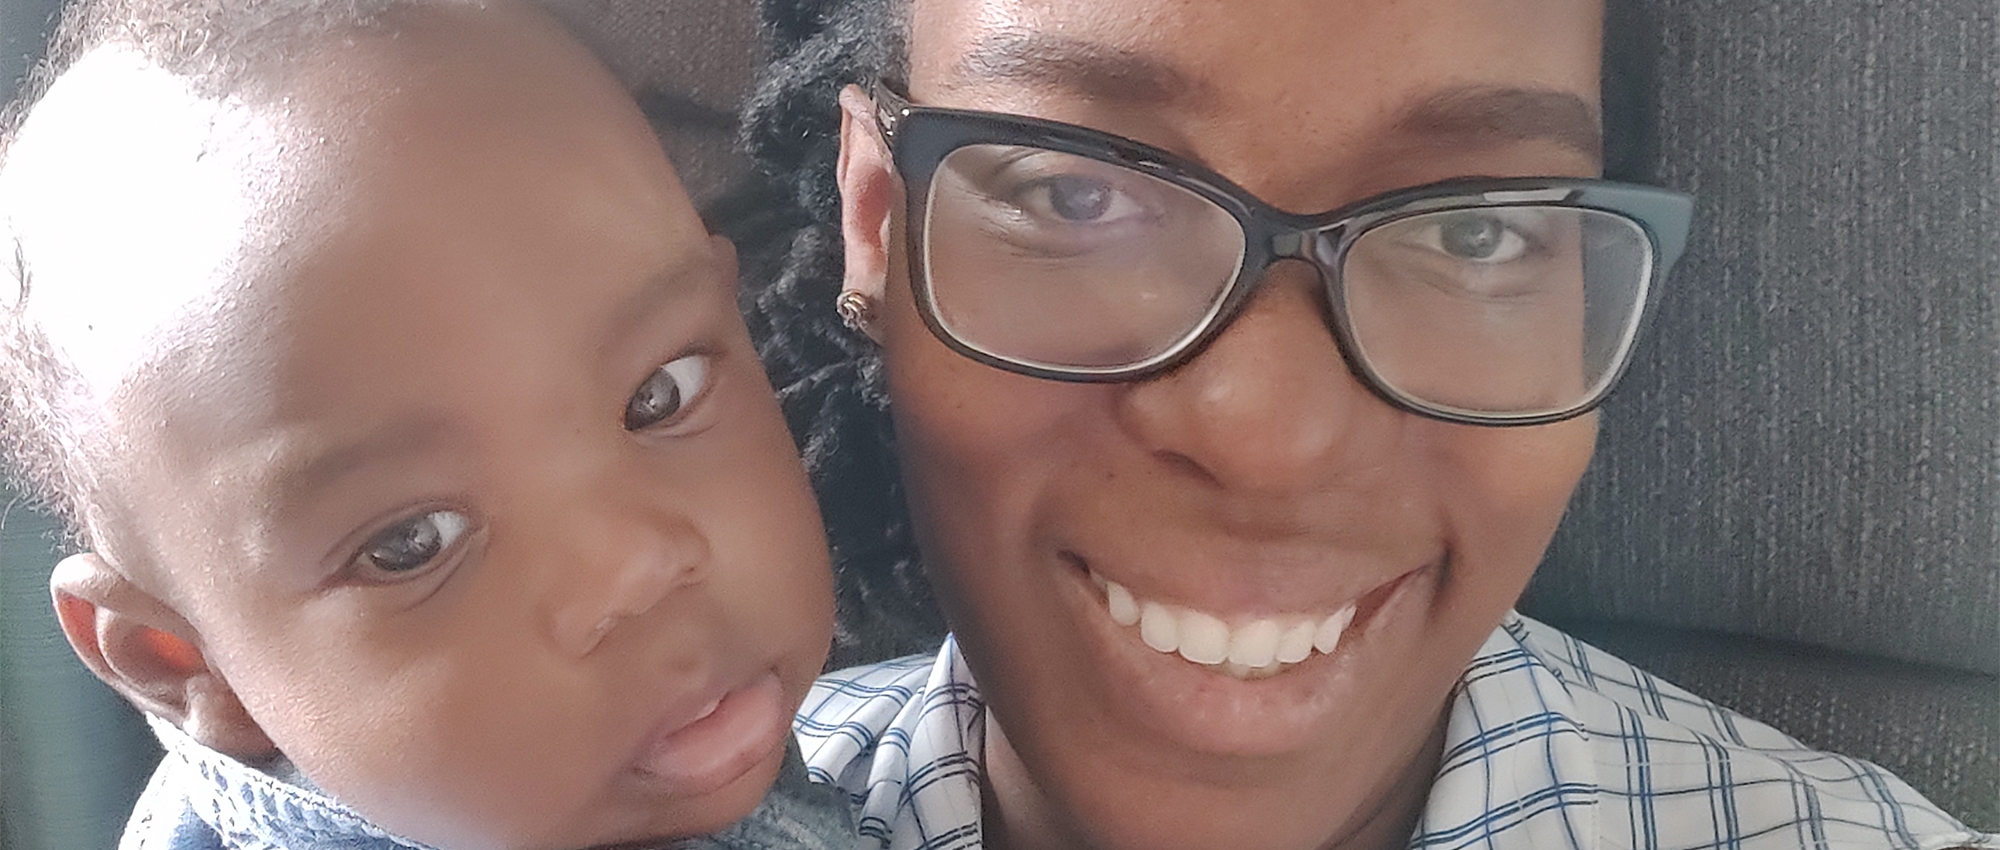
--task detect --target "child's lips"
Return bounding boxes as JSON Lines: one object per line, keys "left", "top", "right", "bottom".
{"left": 630, "top": 670, "right": 788, "bottom": 797}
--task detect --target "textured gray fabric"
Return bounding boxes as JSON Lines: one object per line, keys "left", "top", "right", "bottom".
{"left": 547, "top": 0, "right": 761, "bottom": 205}
{"left": 1556, "top": 619, "right": 1999, "bottom": 830}
{"left": 1, "top": 0, "right": 63, "bottom": 102}
{"left": 1528, "top": 0, "right": 2000, "bottom": 675}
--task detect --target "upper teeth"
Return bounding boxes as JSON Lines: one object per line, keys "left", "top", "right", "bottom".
{"left": 1096, "top": 571, "right": 1357, "bottom": 678}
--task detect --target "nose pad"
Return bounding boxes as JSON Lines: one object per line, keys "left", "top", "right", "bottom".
{"left": 546, "top": 507, "right": 710, "bottom": 657}
{"left": 1262, "top": 253, "right": 1341, "bottom": 330}
{"left": 1118, "top": 258, "right": 1392, "bottom": 493}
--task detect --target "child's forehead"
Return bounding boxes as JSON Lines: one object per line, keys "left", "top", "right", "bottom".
{"left": 2, "top": 46, "right": 323, "bottom": 397}
{"left": 3, "top": 6, "right": 665, "bottom": 402}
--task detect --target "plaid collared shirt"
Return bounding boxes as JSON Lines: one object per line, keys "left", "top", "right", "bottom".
{"left": 794, "top": 613, "right": 1996, "bottom": 850}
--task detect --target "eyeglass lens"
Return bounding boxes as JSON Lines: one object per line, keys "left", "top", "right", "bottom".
{"left": 1337, "top": 207, "right": 1650, "bottom": 417}
{"left": 922, "top": 143, "right": 1653, "bottom": 418}
{"left": 923, "top": 144, "right": 1247, "bottom": 370}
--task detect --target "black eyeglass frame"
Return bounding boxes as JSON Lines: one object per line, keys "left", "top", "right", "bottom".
{"left": 868, "top": 82, "right": 1695, "bottom": 426}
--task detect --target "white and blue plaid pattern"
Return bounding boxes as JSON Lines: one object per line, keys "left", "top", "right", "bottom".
{"left": 795, "top": 613, "right": 1997, "bottom": 850}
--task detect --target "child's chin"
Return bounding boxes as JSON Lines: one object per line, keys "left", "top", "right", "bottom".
{"left": 578, "top": 751, "right": 784, "bottom": 850}
{"left": 668, "top": 745, "right": 788, "bottom": 835}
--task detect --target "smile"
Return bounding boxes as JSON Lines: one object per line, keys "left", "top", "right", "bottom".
{"left": 1089, "top": 569, "right": 1359, "bottom": 680}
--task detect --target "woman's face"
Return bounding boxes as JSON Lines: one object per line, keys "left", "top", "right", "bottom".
{"left": 838, "top": 0, "right": 1607, "bottom": 848}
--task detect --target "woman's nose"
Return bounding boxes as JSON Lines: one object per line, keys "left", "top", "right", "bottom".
{"left": 542, "top": 494, "right": 710, "bottom": 657}
{"left": 1116, "top": 260, "right": 1399, "bottom": 495}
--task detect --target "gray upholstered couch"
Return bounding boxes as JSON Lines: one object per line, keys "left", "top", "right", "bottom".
{"left": 1527, "top": 0, "right": 1999, "bottom": 827}
{"left": 0, "top": 1, "right": 1992, "bottom": 847}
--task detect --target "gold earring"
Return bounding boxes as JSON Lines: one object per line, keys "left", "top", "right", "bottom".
{"left": 836, "top": 290, "right": 876, "bottom": 332}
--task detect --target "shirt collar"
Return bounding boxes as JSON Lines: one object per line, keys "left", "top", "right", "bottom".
{"left": 147, "top": 715, "right": 435, "bottom": 850}
{"left": 1412, "top": 616, "right": 1599, "bottom": 848}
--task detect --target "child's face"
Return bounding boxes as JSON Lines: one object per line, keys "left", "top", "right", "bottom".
{"left": 44, "top": 13, "right": 833, "bottom": 850}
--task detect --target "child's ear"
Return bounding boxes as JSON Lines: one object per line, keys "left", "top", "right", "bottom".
{"left": 836, "top": 84, "right": 897, "bottom": 314}
{"left": 49, "top": 552, "right": 276, "bottom": 759}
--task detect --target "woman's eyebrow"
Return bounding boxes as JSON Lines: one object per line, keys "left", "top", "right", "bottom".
{"left": 946, "top": 29, "right": 1201, "bottom": 107}
{"left": 946, "top": 32, "right": 1602, "bottom": 165}
{"left": 1393, "top": 86, "right": 1604, "bottom": 164}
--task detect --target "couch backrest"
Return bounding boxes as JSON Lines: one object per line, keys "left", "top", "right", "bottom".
{"left": 1530, "top": 0, "right": 2000, "bottom": 685}
{"left": 1523, "top": 0, "right": 1999, "bottom": 825}
{"left": 548, "top": 0, "right": 763, "bottom": 206}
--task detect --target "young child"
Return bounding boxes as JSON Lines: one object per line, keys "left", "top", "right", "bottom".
{"left": 0, "top": 1, "right": 855, "bottom": 848}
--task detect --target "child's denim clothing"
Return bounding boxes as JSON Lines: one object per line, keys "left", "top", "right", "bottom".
{"left": 123, "top": 716, "right": 861, "bottom": 850}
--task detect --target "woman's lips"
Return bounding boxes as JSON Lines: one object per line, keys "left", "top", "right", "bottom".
{"left": 630, "top": 670, "right": 788, "bottom": 797}
{"left": 1058, "top": 552, "right": 1439, "bottom": 756}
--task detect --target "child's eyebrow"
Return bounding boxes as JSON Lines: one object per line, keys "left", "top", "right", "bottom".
{"left": 596, "top": 252, "right": 722, "bottom": 360}
{"left": 261, "top": 415, "right": 453, "bottom": 513}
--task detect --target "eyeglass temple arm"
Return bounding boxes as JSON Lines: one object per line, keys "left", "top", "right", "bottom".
{"left": 869, "top": 80, "right": 912, "bottom": 143}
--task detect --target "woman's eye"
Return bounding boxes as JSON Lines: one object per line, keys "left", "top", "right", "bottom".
{"left": 1016, "top": 173, "right": 1149, "bottom": 227}
{"left": 625, "top": 353, "right": 712, "bottom": 431}
{"left": 1031, "top": 176, "right": 1115, "bottom": 221}
{"left": 1419, "top": 212, "right": 1536, "bottom": 263}
{"left": 356, "top": 510, "right": 470, "bottom": 577}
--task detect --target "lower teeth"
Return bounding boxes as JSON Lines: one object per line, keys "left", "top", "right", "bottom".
{"left": 1219, "top": 661, "right": 1289, "bottom": 679}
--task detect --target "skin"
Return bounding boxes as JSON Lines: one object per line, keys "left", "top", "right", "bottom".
{"left": 11, "top": 6, "right": 832, "bottom": 849}
{"left": 834, "top": 1, "right": 1604, "bottom": 848}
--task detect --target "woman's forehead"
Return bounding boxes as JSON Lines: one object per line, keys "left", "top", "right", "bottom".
{"left": 903, "top": 0, "right": 1604, "bottom": 105}
{"left": 899, "top": 0, "right": 1604, "bottom": 211}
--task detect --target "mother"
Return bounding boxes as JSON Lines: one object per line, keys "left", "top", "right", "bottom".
{"left": 733, "top": 1, "right": 1991, "bottom": 849}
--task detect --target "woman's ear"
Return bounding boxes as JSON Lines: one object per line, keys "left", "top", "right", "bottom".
{"left": 49, "top": 552, "right": 276, "bottom": 758}
{"left": 836, "top": 84, "right": 898, "bottom": 320}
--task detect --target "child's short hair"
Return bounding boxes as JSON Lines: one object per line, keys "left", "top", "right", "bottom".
{"left": 0, "top": 0, "right": 420, "bottom": 544}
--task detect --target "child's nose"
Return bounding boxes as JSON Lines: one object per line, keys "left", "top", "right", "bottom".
{"left": 544, "top": 499, "right": 710, "bottom": 657}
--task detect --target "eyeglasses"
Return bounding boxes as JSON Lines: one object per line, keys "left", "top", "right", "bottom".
{"left": 868, "top": 82, "right": 1694, "bottom": 426}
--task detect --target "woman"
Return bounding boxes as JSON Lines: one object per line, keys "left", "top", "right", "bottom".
{"left": 734, "top": 1, "right": 1998, "bottom": 848}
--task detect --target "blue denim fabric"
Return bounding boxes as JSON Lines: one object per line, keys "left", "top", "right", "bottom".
{"left": 123, "top": 717, "right": 862, "bottom": 850}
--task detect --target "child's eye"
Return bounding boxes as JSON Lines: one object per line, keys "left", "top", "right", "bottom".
{"left": 625, "top": 354, "right": 712, "bottom": 431}
{"left": 355, "top": 510, "right": 471, "bottom": 577}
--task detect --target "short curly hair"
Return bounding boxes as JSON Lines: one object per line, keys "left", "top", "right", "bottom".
{"left": 732, "top": 0, "right": 1657, "bottom": 667}
{"left": 727, "top": 0, "right": 949, "bottom": 668}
